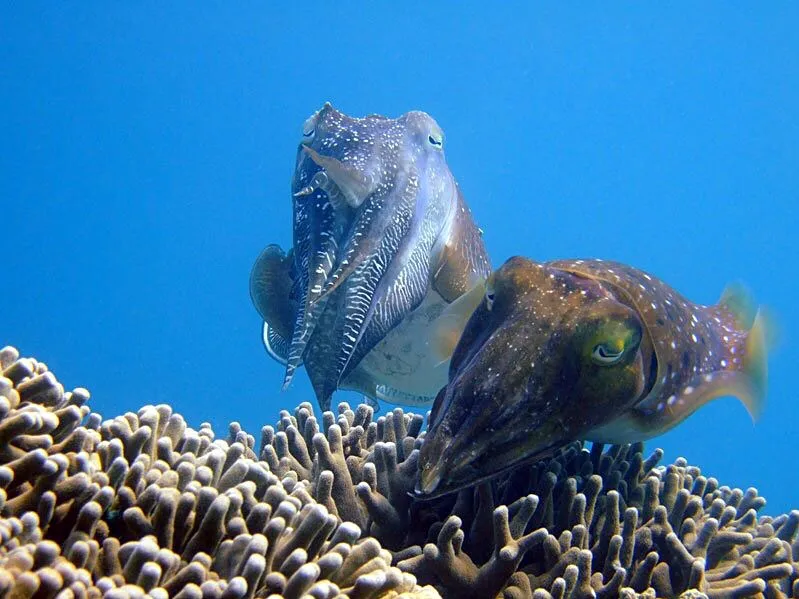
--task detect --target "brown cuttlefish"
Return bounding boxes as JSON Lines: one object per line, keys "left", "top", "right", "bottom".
{"left": 416, "top": 256, "right": 770, "bottom": 498}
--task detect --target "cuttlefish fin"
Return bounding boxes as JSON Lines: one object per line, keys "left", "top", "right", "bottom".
{"left": 431, "top": 189, "right": 490, "bottom": 303}
{"left": 429, "top": 277, "right": 488, "bottom": 364}
{"left": 713, "top": 283, "right": 774, "bottom": 418}
{"left": 341, "top": 374, "right": 435, "bottom": 411}
{"left": 717, "top": 281, "right": 758, "bottom": 329}
{"left": 361, "top": 394, "right": 381, "bottom": 413}
{"left": 589, "top": 310, "right": 771, "bottom": 444}
{"left": 249, "top": 244, "right": 297, "bottom": 362}
{"left": 303, "top": 146, "right": 372, "bottom": 209}
{"left": 338, "top": 371, "right": 382, "bottom": 413}
{"left": 261, "top": 322, "right": 290, "bottom": 365}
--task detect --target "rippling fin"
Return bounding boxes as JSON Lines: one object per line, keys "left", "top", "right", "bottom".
{"left": 361, "top": 394, "right": 381, "bottom": 413}
{"left": 718, "top": 281, "right": 757, "bottom": 329}
{"left": 249, "top": 244, "right": 297, "bottom": 358}
{"left": 430, "top": 277, "right": 487, "bottom": 363}
{"left": 261, "top": 322, "right": 289, "bottom": 365}
{"left": 715, "top": 283, "right": 771, "bottom": 420}
{"left": 740, "top": 309, "right": 769, "bottom": 420}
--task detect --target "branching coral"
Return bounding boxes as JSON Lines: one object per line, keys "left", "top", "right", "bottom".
{"left": 0, "top": 344, "right": 797, "bottom": 598}
{"left": 255, "top": 397, "right": 799, "bottom": 598}
{"left": 0, "top": 346, "right": 435, "bottom": 598}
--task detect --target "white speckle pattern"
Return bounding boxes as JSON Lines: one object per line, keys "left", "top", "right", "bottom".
{"left": 549, "top": 258, "right": 754, "bottom": 429}
{"left": 281, "top": 103, "right": 491, "bottom": 408}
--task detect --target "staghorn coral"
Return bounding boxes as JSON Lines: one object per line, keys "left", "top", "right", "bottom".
{"left": 0, "top": 344, "right": 797, "bottom": 598}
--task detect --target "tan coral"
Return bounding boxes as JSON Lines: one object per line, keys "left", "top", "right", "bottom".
{"left": 0, "top": 345, "right": 438, "bottom": 599}
{"left": 259, "top": 397, "right": 799, "bottom": 597}
{"left": 1, "top": 344, "right": 798, "bottom": 599}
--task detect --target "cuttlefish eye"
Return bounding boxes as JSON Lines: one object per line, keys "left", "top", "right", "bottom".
{"left": 301, "top": 117, "right": 316, "bottom": 140}
{"left": 428, "top": 131, "right": 444, "bottom": 148}
{"left": 591, "top": 342, "right": 625, "bottom": 364}
{"left": 585, "top": 315, "right": 642, "bottom": 366}
{"left": 485, "top": 285, "right": 496, "bottom": 311}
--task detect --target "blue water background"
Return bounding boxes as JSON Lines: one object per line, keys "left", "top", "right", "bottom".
{"left": 2, "top": 6, "right": 797, "bottom": 512}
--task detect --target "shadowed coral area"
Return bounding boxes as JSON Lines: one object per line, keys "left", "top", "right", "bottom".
{"left": 0, "top": 344, "right": 797, "bottom": 598}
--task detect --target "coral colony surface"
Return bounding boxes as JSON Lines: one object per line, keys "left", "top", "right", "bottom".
{"left": 0, "top": 345, "right": 797, "bottom": 598}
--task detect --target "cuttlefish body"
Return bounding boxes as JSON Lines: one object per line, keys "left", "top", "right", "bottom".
{"left": 417, "top": 256, "right": 769, "bottom": 498}
{"left": 250, "top": 104, "right": 491, "bottom": 411}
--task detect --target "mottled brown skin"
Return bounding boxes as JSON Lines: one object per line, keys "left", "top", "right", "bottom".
{"left": 417, "top": 256, "right": 766, "bottom": 498}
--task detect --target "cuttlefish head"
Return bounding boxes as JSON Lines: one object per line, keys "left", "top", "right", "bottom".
{"left": 293, "top": 103, "right": 381, "bottom": 209}
{"left": 286, "top": 103, "right": 458, "bottom": 410}
{"left": 292, "top": 102, "right": 450, "bottom": 211}
{"left": 416, "top": 256, "right": 647, "bottom": 498}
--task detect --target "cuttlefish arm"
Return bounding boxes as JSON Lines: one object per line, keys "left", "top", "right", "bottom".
{"left": 302, "top": 166, "right": 422, "bottom": 407}
{"left": 300, "top": 146, "right": 374, "bottom": 210}
{"left": 282, "top": 145, "right": 384, "bottom": 389}
{"left": 282, "top": 151, "right": 351, "bottom": 388}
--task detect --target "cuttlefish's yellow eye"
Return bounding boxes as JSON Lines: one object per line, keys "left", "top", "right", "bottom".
{"left": 591, "top": 340, "right": 626, "bottom": 364}
{"left": 586, "top": 318, "right": 641, "bottom": 366}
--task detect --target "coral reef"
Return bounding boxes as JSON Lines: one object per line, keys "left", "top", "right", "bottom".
{"left": 0, "top": 344, "right": 797, "bottom": 598}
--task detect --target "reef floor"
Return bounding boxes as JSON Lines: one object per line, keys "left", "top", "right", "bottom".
{"left": 0, "top": 345, "right": 796, "bottom": 598}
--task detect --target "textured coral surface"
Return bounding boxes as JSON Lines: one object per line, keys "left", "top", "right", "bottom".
{"left": 0, "top": 345, "right": 797, "bottom": 598}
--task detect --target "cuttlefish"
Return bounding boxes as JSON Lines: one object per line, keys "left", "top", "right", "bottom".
{"left": 417, "top": 256, "right": 769, "bottom": 498}
{"left": 250, "top": 104, "right": 491, "bottom": 411}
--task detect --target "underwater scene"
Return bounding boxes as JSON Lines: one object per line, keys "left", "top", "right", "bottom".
{"left": 2, "top": 5, "right": 798, "bottom": 598}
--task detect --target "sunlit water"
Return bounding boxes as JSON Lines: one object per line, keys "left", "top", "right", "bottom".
{"left": 2, "top": 5, "right": 797, "bottom": 512}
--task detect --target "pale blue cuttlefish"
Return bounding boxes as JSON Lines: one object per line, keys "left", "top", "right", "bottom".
{"left": 250, "top": 104, "right": 491, "bottom": 411}
{"left": 417, "top": 257, "right": 770, "bottom": 498}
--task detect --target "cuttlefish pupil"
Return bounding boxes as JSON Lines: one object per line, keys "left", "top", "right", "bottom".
{"left": 592, "top": 341, "right": 625, "bottom": 363}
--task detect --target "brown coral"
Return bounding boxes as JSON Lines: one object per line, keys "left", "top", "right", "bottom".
{"left": 1, "top": 344, "right": 797, "bottom": 599}
{"left": 257, "top": 397, "right": 799, "bottom": 598}
{"left": 0, "top": 346, "right": 435, "bottom": 598}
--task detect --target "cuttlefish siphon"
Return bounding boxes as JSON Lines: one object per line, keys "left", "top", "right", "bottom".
{"left": 417, "top": 256, "right": 769, "bottom": 498}
{"left": 250, "top": 103, "right": 491, "bottom": 411}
